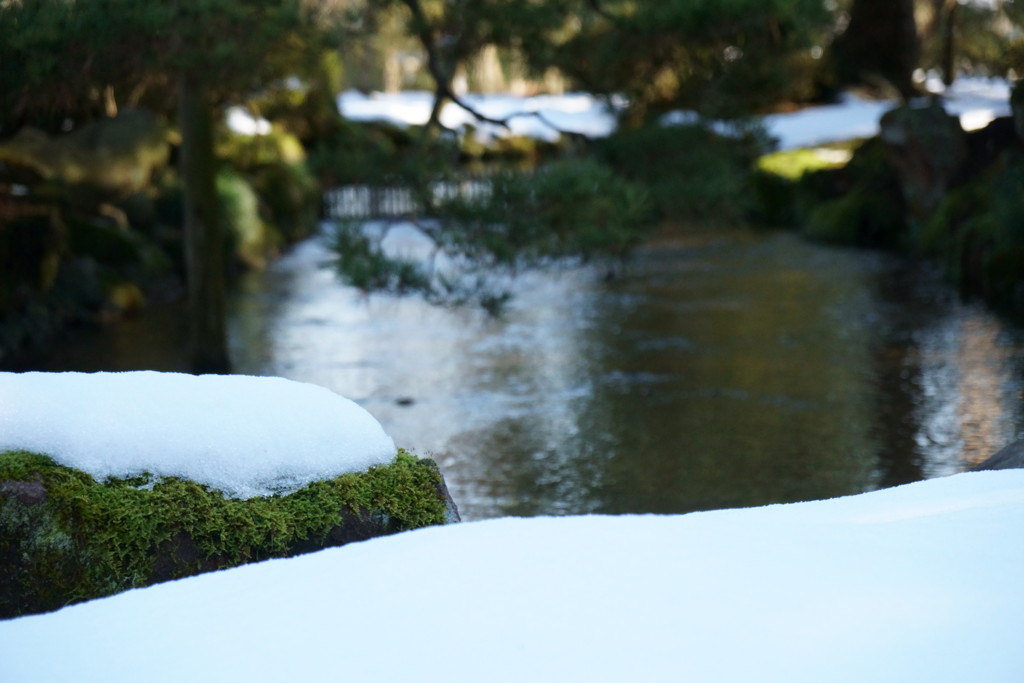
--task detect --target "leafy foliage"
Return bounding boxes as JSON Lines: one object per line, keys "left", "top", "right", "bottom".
{"left": 921, "top": 153, "right": 1024, "bottom": 309}
{"left": 502, "top": 0, "right": 833, "bottom": 124}
{"left": 434, "top": 159, "right": 651, "bottom": 263}
{"left": 596, "top": 120, "right": 770, "bottom": 224}
{"left": 330, "top": 158, "right": 651, "bottom": 311}
{"left": 332, "top": 221, "right": 434, "bottom": 294}
{"left": 0, "top": 0, "right": 332, "bottom": 134}
{"left": 918, "top": 0, "right": 1024, "bottom": 81}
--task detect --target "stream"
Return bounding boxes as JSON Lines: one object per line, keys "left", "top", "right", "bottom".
{"left": 35, "top": 226, "right": 1024, "bottom": 520}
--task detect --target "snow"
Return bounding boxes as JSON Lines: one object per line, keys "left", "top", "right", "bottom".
{"left": 760, "top": 94, "right": 895, "bottom": 149}
{"left": 6, "top": 76, "right": 1023, "bottom": 682}
{"left": 225, "top": 106, "right": 271, "bottom": 136}
{"left": 324, "top": 77, "right": 1014, "bottom": 150}
{"left": 0, "top": 469, "right": 1022, "bottom": 682}
{"left": 339, "top": 89, "right": 619, "bottom": 142}
{"left": 0, "top": 371, "right": 396, "bottom": 498}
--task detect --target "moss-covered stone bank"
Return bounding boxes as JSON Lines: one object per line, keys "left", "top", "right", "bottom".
{"left": 0, "top": 110, "right": 322, "bottom": 368}
{"left": 754, "top": 90, "right": 1024, "bottom": 316}
{"left": 0, "top": 449, "right": 459, "bottom": 619}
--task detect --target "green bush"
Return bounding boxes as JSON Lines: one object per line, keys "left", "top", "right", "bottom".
{"left": 250, "top": 160, "right": 320, "bottom": 243}
{"left": 793, "top": 137, "right": 907, "bottom": 247}
{"left": 217, "top": 170, "right": 279, "bottom": 270}
{"left": 924, "top": 155, "right": 1024, "bottom": 309}
{"left": 436, "top": 158, "right": 652, "bottom": 265}
{"left": 595, "top": 121, "right": 767, "bottom": 224}
{"left": 749, "top": 168, "right": 797, "bottom": 227}
{"left": 219, "top": 126, "right": 321, "bottom": 244}
{"left": 332, "top": 158, "right": 652, "bottom": 311}
{"left": 307, "top": 119, "right": 429, "bottom": 186}
{"left": 219, "top": 126, "right": 307, "bottom": 170}
{"left": 0, "top": 214, "right": 110, "bottom": 364}
{"left": 802, "top": 185, "right": 904, "bottom": 246}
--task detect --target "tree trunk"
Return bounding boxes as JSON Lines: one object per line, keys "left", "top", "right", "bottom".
{"left": 178, "top": 73, "right": 230, "bottom": 374}
{"left": 940, "top": 2, "right": 958, "bottom": 87}
{"left": 829, "top": 0, "right": 921, "bottom": 99}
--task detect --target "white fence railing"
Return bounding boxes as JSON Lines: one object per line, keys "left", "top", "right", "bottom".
{"left": 323, "top": 178, "right": 494, "bottom": 220}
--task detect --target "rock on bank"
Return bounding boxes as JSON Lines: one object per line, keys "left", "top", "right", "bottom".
{"left": 0, "top": 372, "right": 459, "bottom": 618}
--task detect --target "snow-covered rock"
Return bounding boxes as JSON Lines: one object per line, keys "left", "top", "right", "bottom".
{"left": 0, "top": 371, "right": 396, "bottom": 499}
{"left": 0, "top": 372, "right": 459, "bottom": 619}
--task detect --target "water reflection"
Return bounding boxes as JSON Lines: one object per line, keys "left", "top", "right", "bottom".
{"left": 33, "top": 227, "right": 1024, "bottom": 520}
{"left": 909, "top": 315, "right": 1021, "bottom": 473}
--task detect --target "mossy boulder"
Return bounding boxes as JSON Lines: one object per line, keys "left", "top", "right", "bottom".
{"left": 0, "top": 109, "right": 170, "bottom": 200}
{"left": 793, "top": 137, "right": 907, "bottom": 247}
{"left": 921, "top": 152, "right": 1024, "bottom": 310}
{"left": 879, "top": 103, "right": 967, "bottom": 220}
{"left": 0, "top": 449, "right": 459, "bottom": 619}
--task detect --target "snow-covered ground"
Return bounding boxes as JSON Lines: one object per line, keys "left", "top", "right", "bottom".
{"left": 330, "top": 77, "right": 1012, "bottom": 150}
{"left": 764, "top": 76, "right": 1011, "bottom": 148}
{"left": 339, "top": 89, "right": 620, "bottom": 142}
{"left": 4, "top": 77, "right": 1021, "bottom": 679}
{"left": 228, "top": 77, "right": 1011, "bottom": 148}
{"left": 0, "top": 371, "right": 395, "bottom": 498}
{"left": 1, "top": 372, "right": 1023, "bottom": 681}
{"left": 0, "top": 466, "right": 1021, "bottom": 681}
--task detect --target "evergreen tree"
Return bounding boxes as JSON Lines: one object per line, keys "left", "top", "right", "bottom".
{"left": 492, "top": 0, "right": 834, "bottom": 124}
{"left": 0, "top": 0, "right": 340, "bottom": 373}
{"left": 829, "top": 0, "right": 920, "bottom": 98}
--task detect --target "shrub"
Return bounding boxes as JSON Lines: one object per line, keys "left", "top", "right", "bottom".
{"left": 217, "top": 170, "right": 279, "bottom": 270}
{"left": 249, "top": 160, "right": 320, "bottom": 243}
{"left": 437, "top": 158, "right": 652, "bottom": 264}
{"left": 924, "top": 154, "right": 1024, "bottom": 309}
{"left": 595, "top": 120, "right": 768, "bottom": 224}
{"left": 331, "top": 158, "right": 652, "bottom": 311}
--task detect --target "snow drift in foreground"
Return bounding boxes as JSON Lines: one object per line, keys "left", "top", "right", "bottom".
{"left": 2, "top": 470, "right": 1022, "bottom": 682}
{"left": 0, "top": 371, "right": 396, "bottom": 498}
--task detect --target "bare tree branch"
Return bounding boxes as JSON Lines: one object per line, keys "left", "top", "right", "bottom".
{"left": 398, "top": 0, "right": 589, "bottom": 141}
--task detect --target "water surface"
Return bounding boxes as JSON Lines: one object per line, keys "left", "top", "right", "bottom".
{"left": 35, "top": 227, "right": 1024, "bottom": 520}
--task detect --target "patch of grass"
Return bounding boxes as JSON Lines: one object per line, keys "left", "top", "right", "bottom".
{"left": 756, "top": 141, "right": 861, "bottom": 180}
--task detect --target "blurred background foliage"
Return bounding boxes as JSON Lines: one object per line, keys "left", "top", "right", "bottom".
{"left": 1, "top": 0, "right": 1023, "bottom": 366}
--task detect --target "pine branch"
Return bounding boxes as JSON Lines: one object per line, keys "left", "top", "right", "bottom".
{"left": 398, "top": 0, "right": 587, "bottom": 141}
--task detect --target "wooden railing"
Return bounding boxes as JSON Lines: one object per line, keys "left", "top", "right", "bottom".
{"left": 323, "top": 177, "right": 494, "bottom": 220}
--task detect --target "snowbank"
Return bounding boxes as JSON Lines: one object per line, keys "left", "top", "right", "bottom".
{"left": 326, "top": 77, "right": 1014, "bottom": 150}
{"left": 0, "top": 372, "right": 396, "bottom": 498}
{"left": 339, "top": 89, "right": 618, "bottom": 142}
{"left": 1, "top": 470, "right": 1021, "bottom": 682}
{"left": 764, "top": 77, "right": 1012, "bottom": 149}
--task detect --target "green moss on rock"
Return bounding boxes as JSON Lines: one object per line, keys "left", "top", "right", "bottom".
{"left": 0, "top": 449, "right": 457, "bottom": 619}
{"left": 803, "top": 184, "right": 905, "bottom": 247}
{"left": 0, "top": 109, "right": 170, "bottom": 199}
{"left": 791, "top": 137, "right": 908, "bottom": 247}
{"left": 920, "top": 153, "right": 1024, "bottom": 310}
